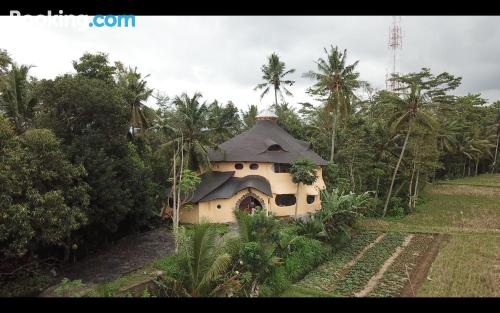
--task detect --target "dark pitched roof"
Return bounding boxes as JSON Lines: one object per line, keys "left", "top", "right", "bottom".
{"left": 165, "top": 171, "right": 272, "bottom": 203}
{"left": 166, "top": 171, "right": 234, "bottom": 203}
{"left": 199, "top": 175, "right": 272, "bottom": 202}
{"left": 208, "top": 120, "right": 328, "bottom": 166}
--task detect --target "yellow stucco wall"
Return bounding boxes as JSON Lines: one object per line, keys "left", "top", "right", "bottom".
{"left": 177, "top": 161, "right": 326, "bottom": 224}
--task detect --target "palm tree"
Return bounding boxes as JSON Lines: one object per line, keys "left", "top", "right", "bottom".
{"left": 381, "top": 84, "right": 437, "bottom": 217}
{"left": 163, "top": 92, "right": 214, "bottom": 172}
{"left": 303, "top": 46, "right": 363, "bottom": 161}
{"left": 254, "top": 53, "right": 295, "bottom": 106}
{"left": 173, "top": 223, "right": 232, "bottom": 297}
{"left": 489, "top": 102, "right": 500, "bottom": 173}
{"left": 0, "top": 64, "right": 36, "bottom": 134}
{"left": 242, "top": 104, "right": 258, "bottom": 130}
{"left": 117, "top": 66, "right": 154, "bottom": 137}
{"left": 0, "top": 49, "right": 11, "bottom": 77}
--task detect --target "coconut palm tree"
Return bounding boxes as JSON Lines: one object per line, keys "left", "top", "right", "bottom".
{"left": 489, "top": 102, "right": 500, "bottom": 173}
{"left": 0, "top": 64, "right": 36, "bottom": 134}
{"left": 303, "top": 46, "right": 364, "bottom": 161}
{"left": 168, "top": 223, "right": 232, "bottom": 297}
{"left": 254, "top": 53, "right": 295, "bottom": 106}
{"left": 162, "top": 92, "right": 214, "bottom": 172}
{"left": 117, "top": 66, "right": 154, "bottom": 137}
{"left": 381, "top": 83, "right": 437, "bottom": 217}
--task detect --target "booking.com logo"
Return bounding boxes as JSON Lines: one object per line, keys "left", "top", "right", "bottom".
{"left": 10, "top": 10, "right": 136, "bottom": 30}
{"left": 89, "top": 15, "right": 135, "bottom": 28}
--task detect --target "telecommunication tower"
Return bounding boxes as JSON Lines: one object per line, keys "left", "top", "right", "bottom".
{"left": 386, "top": 16, "right": 402, "bottom": 91}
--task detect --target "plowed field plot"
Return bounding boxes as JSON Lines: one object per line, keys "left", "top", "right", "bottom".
{"left": 284, "top": 174, "right": 500, "bottom": 297}
{"left": 282, "top": 231, "right": 441, "bottom": 297}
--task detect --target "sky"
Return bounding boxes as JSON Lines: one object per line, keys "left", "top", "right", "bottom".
{"left": 1, "top": 16, "right": 500, "bottom": 110}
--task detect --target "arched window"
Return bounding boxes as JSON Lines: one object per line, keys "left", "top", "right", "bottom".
{"left": 307, "top": 195, "right": 315, "bottom": 204}
{"left": 235, "top": 163, "right": 243, "bottom": 170}
{"left": 250, "top": 163, "right": 259, "bottom": 170}
{"left": 275, "top": 194, "right": 296, "bottom": 207}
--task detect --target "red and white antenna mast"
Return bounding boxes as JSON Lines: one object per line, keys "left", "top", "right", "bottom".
{"left": 387, "top": 16, "right": 402, "bottom": 92}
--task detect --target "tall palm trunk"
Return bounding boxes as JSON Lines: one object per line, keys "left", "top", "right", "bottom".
{"left": 468, "top": 159, "right": 471, "bottom": 177}
{"left": 492, "top": 133, "right": 499, "bottom": 174}
{"left": 349, "top": 155, "right": 356, "bottom": 192}
{"left": 463, "top": 160, "right": 466, "bottom": 177}
{"left": 375, "top": 175, "right": 380, "bottom": 202}
{"left": 383, "top": 123, "right": 412, "bottom": 217}
{"left": 413, "top": 168, "right": 420, "bottom": 209}
{"left": 172, "top": 141, "right": 178, "bottom": 253}
{"left": 475, "top": 159, "right": 479, "bottom": 176}
{"left": 294, "top": 182, "right": 301, "bottom": 218}
{"left": 408, "top": 160, "right": 416, "bottom": 209}
{"left": 274, "top": 86, "right": 278, "bottom": 107}
{"left": 330, "top": 109, "right": 337, "bottom": 162}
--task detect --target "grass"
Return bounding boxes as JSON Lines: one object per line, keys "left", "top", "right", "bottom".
{"left": 437, "top": 173, "right": 500, "bottom": 187}
{"left": 363, "top": 174, "right": 500, "bottom": 297}
{"left": 417, "top": 233, "right": 500, "bottom": 297}
{"left": 362, "top": 174, "right": 500, "bottom": 234}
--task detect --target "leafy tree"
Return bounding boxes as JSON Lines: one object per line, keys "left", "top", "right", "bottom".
{"left": 254, "top": 53, "right": 295, "bottom": 106}
{"left": 290, "top": 159, "right": 318, "bottom": 217}
{"left": 0, "top": 118, "right": 90, "bottom": 263}
{"left": 381, "top": 69, "right": 460, "bottom": 216}
{"left": 35, "top": 73, "right": 153, "bottom": 244}
{"left": 72, "top": 52, "right": 116, "bottom": 84}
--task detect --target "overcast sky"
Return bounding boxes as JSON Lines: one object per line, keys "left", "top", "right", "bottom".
{"left": 1, "top": 16, "right": 500, "bottom": 110}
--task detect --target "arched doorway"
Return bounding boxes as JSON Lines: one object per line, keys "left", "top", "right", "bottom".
{"left": 236, "top": 193, "right": 265, "bottom": 214}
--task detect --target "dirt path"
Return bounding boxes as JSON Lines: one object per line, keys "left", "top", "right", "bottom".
{"left": 54, "top": 227, "right": 174, "bottom": 285}
{"left": 355, "top": 234, "right": 414, "bottom": 297}
{"left": 399, "top": 234, "right": 447, "bottom": 297}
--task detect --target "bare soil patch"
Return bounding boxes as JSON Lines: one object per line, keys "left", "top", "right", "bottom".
{"left": 400, "top": 233, "right": 448, "bottom": 297}
{"left": 52, "top": 227, "right": 174, "bottom": 285}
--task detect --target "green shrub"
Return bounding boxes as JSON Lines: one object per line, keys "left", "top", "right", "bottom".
{"left": 318, "top": 188, "right": 371, "bottom": 247}
{"left": 295, "top": 214, "right": 325, "bottom": 240}
{"left": 263, "top": 266, "right": 290, "bottom": 295}
{"left": 387, "top": 206, "right": 405, "bottom": 217}
{"left": 284, "top": 237, "right": 327, "bottom": 281}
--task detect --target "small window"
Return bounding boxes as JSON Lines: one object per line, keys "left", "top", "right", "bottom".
{"left": 250, "top": 163, "right": 259, "bottom": 170}
{"left": 273, "top": 163, "right": 291, "bottom": 173}
{"left": 307, "top": 195, "right": 315, "bottom": 204}
{"left": 235, "top": 163, "right": 243, "bottom": 170}
{"left": 275, "top": 194, "right": 296, "bottom": 207}
{"left": 267, "top": 144, "right": 282, "bottom": 151}
{"left": 217, "top": 204, "right": 222, "bottom": 209}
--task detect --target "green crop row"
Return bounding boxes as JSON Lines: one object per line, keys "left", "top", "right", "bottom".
{"left": 295, "top": 231, "right": 381, "bottom": 293}
{"left": 332, "top": 232, "right": 407, "bottom": 296}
